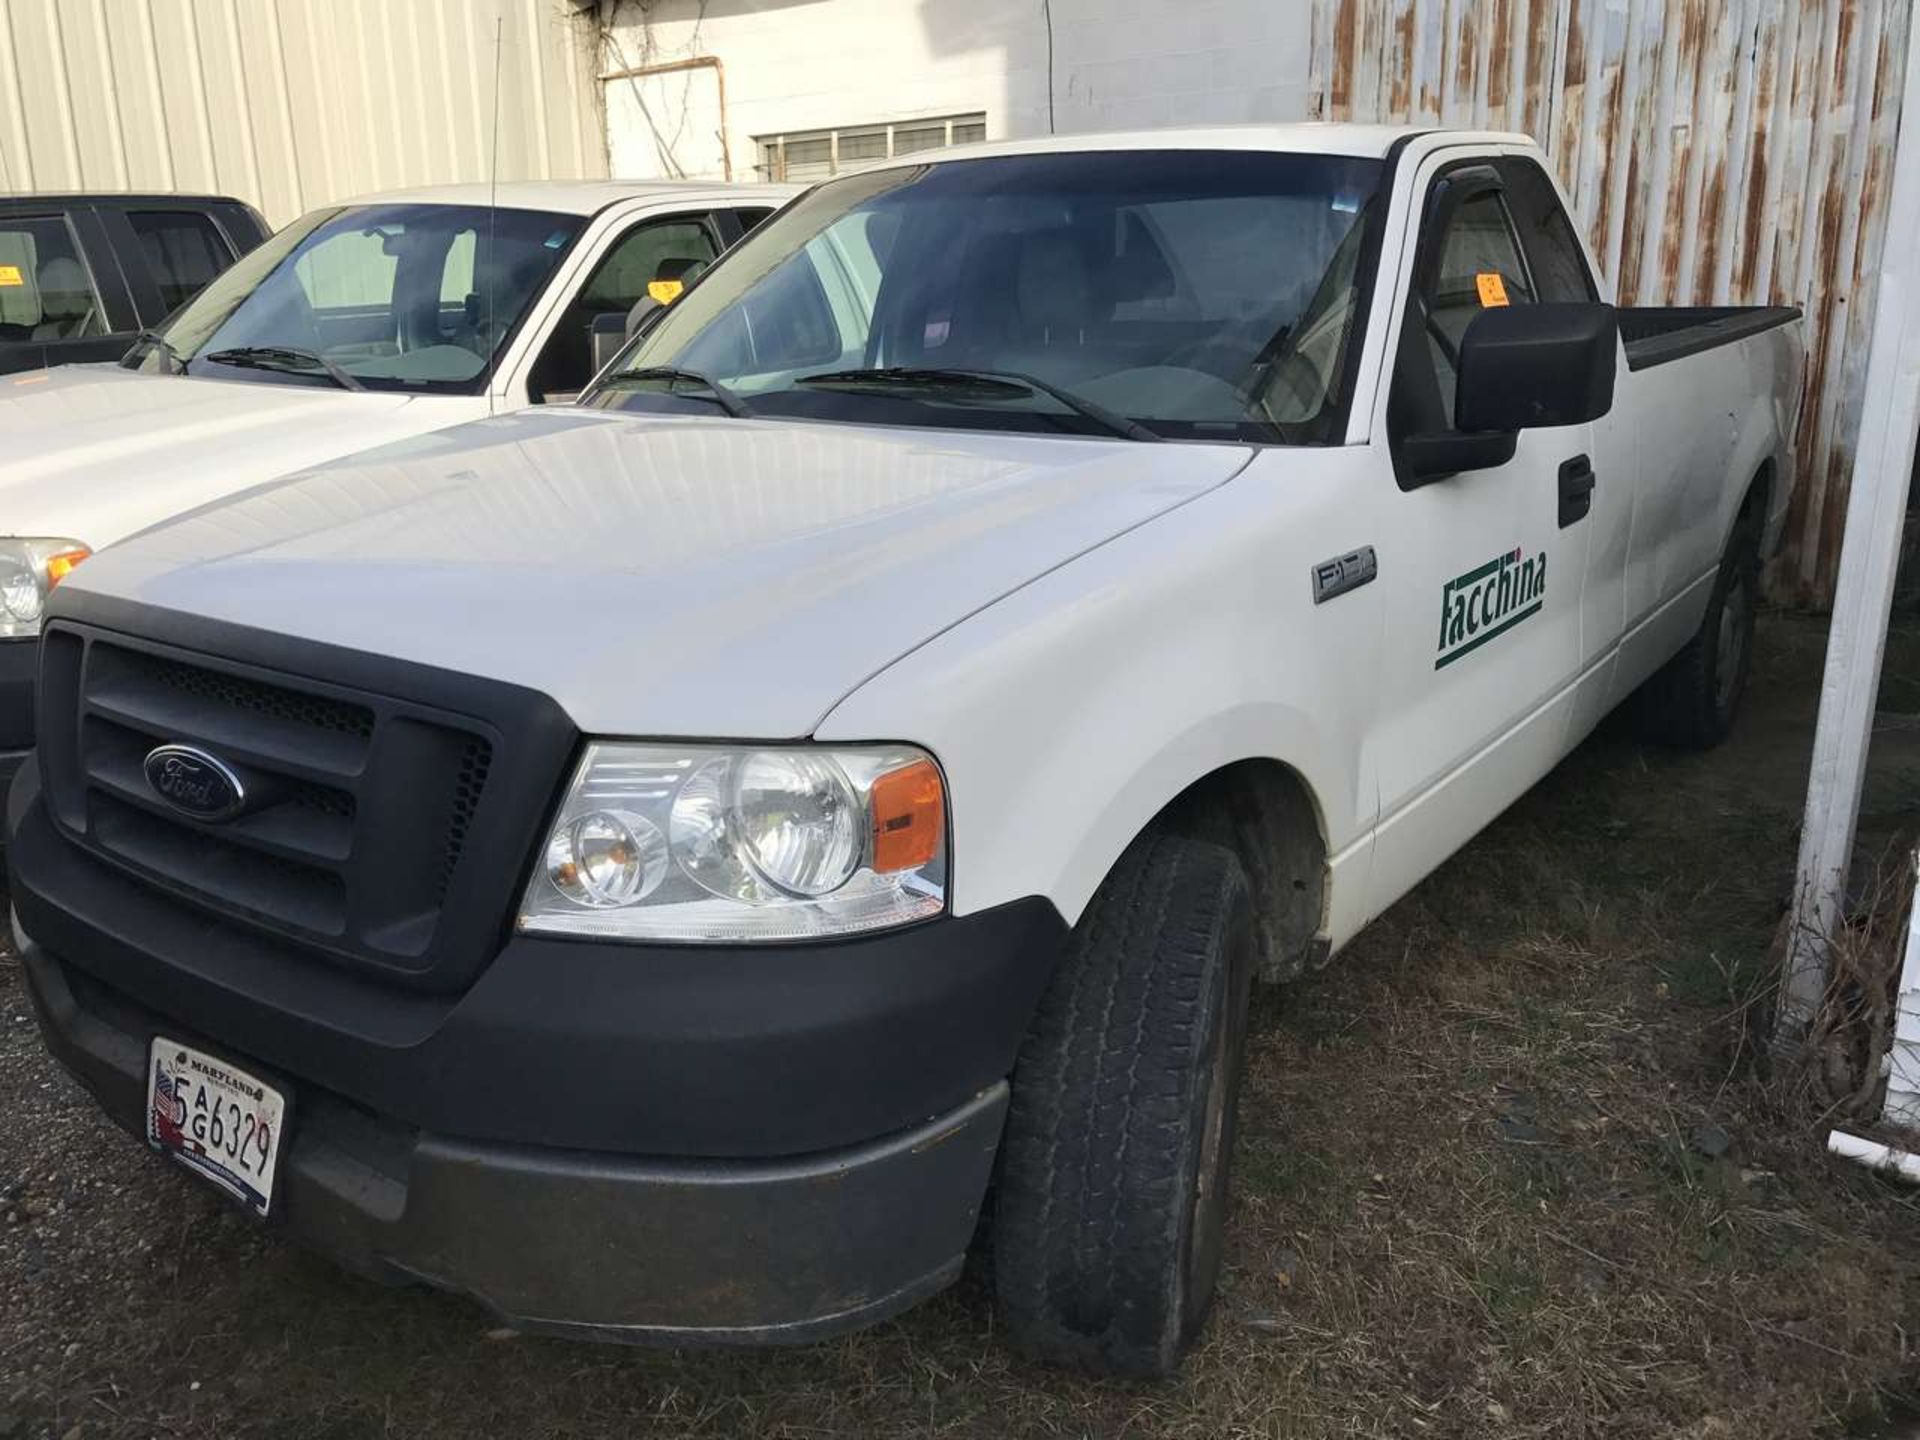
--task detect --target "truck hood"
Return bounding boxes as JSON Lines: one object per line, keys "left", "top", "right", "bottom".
{"left": 68, "top": 407, "right": 1254, "bottom": 737}
{"left": 0, "top": 363, "right": 472, "bottom": 545}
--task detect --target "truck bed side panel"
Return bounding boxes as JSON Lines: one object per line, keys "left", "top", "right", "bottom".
{"left": 1619, "top": 306, "right": 1801, "bottom": 371}
{"left": 1607, "top": 317, "right": 1803, "bottom": 705}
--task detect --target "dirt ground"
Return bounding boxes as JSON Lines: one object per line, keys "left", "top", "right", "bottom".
{"left": 5, "top": 611, "right": 1920, "bottom": 1440}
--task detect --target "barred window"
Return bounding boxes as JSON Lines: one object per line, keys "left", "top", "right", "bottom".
{"left": 756, "top": 114, "right": 987, "bottom": 183}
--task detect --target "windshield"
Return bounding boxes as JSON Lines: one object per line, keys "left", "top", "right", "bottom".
{"left": 587, "top": 150, "right": 1385, "bottom": 442}
{"left": 122, "top": 203, "right": 584, "bottom": 393}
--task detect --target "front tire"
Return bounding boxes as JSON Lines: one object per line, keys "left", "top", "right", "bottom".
{"left": 1633, "top": 510, "right": 1760, "bottom": 749}
{"left": 993, "top": 832, "right": 1255, "bottom": 1376}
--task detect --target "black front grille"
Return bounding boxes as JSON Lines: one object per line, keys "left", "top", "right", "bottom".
{"left": 440, "top": 737, "right": 492, "bottom": 902}
{"left": 36, "top": 619, "right": 575, "bottom": 989}
{"left": 117, "top": 648, "right": 375, "bottom": 739}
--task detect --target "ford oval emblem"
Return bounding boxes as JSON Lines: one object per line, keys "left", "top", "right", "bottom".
{"left": 142, "top": 744, "right": 247, "bottom": 823}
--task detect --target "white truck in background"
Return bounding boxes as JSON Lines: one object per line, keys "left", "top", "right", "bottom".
{"left": 13, "top": 126, "right": 1802, "bottom": 1376}
{"left": 0, "top": 179, "right": 792, "bottom": 794}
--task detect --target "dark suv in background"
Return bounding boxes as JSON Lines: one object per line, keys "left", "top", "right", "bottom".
{"left": 0, "top": 193, "right": 269, "bottom": 375}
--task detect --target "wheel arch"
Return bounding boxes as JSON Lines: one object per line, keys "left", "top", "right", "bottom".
{"left": 1739, "top": 456, "right": 1774, "bottom": 530}
{"left": 1729, "top": 422, "right": 1787, "bottom": 561}
{"left": 1149, "top": 755, "right": 1332, "bottom": 984}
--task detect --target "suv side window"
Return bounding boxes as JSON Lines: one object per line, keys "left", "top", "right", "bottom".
{"left": 0, "top": 215, "right": 103, "bottom": 341}
{"left": 1388, "top": 173, "right": 1535, "bottom": 449}
{"left": 528, "top": 215, "right": 720, "bottom": 401}
{"left": 1495, "top": 159, "right": 1597, "bottom": 303}
{"left": 128, "top": 209, "right": 237, "bottom": 315}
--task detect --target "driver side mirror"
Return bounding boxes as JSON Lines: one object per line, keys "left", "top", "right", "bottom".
{"left": 1455, "top": 302, "right": 1617, "bottom": 433}
{"left": 1405, "top": 302, "right": 1618, "bottom": 481}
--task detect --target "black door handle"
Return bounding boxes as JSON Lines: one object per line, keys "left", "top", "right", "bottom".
{"left": 1558, "top": 454, "right": 1595, "bottom": 528}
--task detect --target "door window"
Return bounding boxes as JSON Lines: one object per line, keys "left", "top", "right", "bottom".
{"left": 1496, "top": 159, "right": 1597, "bottom": 303}
{"left": 527, "top": 216, "right": 720, "bottom": 400}
{"left": 1389, "top": 178, "right": 1535, "bottom": 447}
{"left": 583, "top": 219, "right": 717, "bottom": 311}
{"left": 128, "top": 210, "right": 237, "bottom": 314}
{"left": 0, "top": 216, "right": 103, "bottom": 341}
{"left": 1428, "top": 192, "right": 1534, "bottom": 365}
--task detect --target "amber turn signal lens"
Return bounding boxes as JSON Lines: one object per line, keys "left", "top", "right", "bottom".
{"left": 44, "top": 547, "right": 89, "bottom": 586}
{"left": 869, "top": 758, "right": 943, "bottom": 874}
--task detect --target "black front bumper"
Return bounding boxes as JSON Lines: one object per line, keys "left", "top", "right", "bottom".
{"left": 10, "top": 763, "right": 1065, "bottom": 1340}
{"left": 23, "top": 937, "right": 1007, "bottom": 1340}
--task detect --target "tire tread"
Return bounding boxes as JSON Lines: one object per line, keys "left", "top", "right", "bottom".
{"left": 994, "top": 832, "right": 1251, "bottom": 1376}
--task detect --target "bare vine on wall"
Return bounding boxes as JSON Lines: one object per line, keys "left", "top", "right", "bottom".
{"left": 588, "top": 0, "right": 714, "bottom": 179}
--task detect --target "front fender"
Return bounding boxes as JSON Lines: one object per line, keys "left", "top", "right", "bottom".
{"left": 818, "top": 449, "right": 1386, "bottom": 950}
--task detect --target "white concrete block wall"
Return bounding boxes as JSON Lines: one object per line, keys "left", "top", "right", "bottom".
{"left": 600, "top": 0, "right": 1316, "bottom": 182}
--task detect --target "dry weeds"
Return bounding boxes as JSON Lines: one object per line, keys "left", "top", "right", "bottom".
{"left": 3, "top": 613, "right": 1919, "bottom": 1439}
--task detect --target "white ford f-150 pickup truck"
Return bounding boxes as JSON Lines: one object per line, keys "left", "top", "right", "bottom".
{"left": 12, "top": 126, "right": 1803, "bottom": 1375}
{"left": 0, "top": 178, "right": 792, "bottom": 796}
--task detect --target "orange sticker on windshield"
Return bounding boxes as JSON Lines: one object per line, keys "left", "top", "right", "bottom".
{"left": 0, "top": 265, "right": 21, "bottom": 287}
{"left": 1476, "top": 272, "right": 1510, "bottom": 307}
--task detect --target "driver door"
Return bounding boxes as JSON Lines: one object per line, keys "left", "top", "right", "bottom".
{"left": 1363, "top": 156, "right": 1595, "bottom": 921}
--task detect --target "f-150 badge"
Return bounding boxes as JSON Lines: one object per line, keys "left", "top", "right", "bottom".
{"left": 1437, "top": 547, "right": 1545, "bottom": 669}
{"left": 1312, "top": 546, "right": 1377, "bottom": 603}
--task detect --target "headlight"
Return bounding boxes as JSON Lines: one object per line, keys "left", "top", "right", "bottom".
{"left": 0, "top": 538, "right": 90, "bottom": 639}
{"left": 519, "top": 742, "right": 947, "bottom": 942}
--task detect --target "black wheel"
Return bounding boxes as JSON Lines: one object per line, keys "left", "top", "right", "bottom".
{"left": 993, "top": 831, "right": 1255, "bottom": 1377}
{"left": 1632, "top": 510, "right": 1761, "bottom": 749}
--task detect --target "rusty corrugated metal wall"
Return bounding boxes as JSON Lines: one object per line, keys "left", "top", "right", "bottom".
{"left": 1310, "top": 0, "right": 1911, "bottom": 605}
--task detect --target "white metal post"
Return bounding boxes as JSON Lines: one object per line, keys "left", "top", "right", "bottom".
{"left": 1779, "top": 12, "right": 1920, "bottom": 1040}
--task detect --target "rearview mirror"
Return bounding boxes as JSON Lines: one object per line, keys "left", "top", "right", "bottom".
{"left": 1454, "top": 302, "right": 1617, "bottom": 433}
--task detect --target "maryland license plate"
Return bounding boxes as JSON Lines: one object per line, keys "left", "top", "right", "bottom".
{"left": 146, "top": 1038, "right": 287, "bottom": 1217}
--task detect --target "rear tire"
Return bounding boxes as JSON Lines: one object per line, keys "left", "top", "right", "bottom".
{"left": 993, "top": 832, "right": 1254, "bottom": 1377}
{"left": 1632, "top": 510, "right": 1761, "bottom": 749}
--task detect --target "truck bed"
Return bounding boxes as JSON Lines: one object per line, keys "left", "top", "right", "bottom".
{"left": 1618, "top": 305, "right": 1802, "bottom": 371}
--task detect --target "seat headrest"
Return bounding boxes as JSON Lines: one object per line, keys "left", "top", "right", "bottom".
{"left": 1108, "top": 212, "right": 1176, "bottom": 302}
{"left": 36, "top": 257, "right": 92, "bottom": 318}
{"left": 1014, "top": 231, "right": 1090, "bottom": 334}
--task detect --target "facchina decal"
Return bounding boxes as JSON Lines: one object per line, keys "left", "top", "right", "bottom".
{"left": 1436, "top": 547, "right": 1544, "bottom": 669}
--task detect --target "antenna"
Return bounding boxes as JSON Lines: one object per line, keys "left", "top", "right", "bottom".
{"left": 1043, "top": 0, "right": 1056, "bottom": 135}
{"left": 485, "top": 15, "right": 503, "bottom": 417}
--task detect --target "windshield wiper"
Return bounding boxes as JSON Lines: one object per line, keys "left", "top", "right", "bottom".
{"left": 202, "top": 345, "right": 364, "bottom": 393}
{"left": 126, "top": 329, "right": 186, "bottom": 374}
{"left": 601, "top": 365, "right": 754, "bottom": 419}
{"left": 795, "top": 367, "right": 1160, "bottom": 442}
